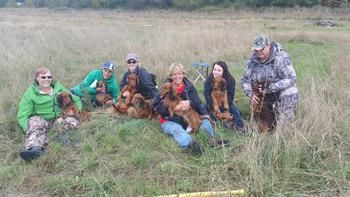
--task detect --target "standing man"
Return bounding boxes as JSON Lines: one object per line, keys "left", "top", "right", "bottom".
{"left": 241, "top": 34, "right": 298, "bottom": 126}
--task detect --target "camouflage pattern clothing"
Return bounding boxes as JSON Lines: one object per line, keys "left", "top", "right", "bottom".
{"left": 241, "top": 42, "right": 298, "bottom": 125}
{"left": 25, "top": 116, "right": 80, "bottom": 149}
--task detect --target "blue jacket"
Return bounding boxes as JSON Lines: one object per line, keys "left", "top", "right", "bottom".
{"left": 153, "top": 78, "right": 207, "bottom": 128}
{"left": 120, "top": 66, "right": 158, "bottom": 100}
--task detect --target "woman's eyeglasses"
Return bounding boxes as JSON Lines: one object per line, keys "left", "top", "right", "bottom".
{"left": 40, "top": 76, "right": 52, "bottom": 79}
{"left": 127, "top": 60, "right": 137, "bottom": 64}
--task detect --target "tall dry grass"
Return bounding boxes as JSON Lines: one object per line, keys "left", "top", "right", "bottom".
{"left": 0, "top": 7, "right": 349, "bottom": 196}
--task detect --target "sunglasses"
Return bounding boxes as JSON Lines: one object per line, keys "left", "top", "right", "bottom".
{"left": 127, "top": 60, "right": 137, "bottom": 64}
{"left": 103, "top": 69, "right": 113, "bottom": 73}
{"left": 40, "top": 76, "right": 52, "bottom": 79}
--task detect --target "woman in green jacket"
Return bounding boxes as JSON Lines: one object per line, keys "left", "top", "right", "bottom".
{"left": 17, "top": 67, "right": 82, "bottom": 162}
{"left": 71, "top": 61, "right": 119, "bottom": 108}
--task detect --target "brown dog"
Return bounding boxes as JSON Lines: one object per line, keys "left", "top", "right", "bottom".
{"left": 211, "top": 76, "right": 233, "bottom": 121}
{"left": 56, "top": 92, "right": 90, "bottom": 122}
{"left": 127, "top": 93, "right": 154, "bottom": 119}
{"left": 159, "top": 82, "right": 202, "bottom": 134}
{"left": 95, "top": 81, "right": 113, "bottom": 106}
{"left": 251, "top": 81, "right": 275, "bottom": 133}
{"left": 115, "top": 73, "right": 139, "bottom": 113}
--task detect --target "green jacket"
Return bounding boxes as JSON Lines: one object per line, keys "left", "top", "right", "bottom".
{"left": 17, "top": 80, "right": 82, "bottom": 133}
{"left": 71, "top": 69, "right": 119, "bottom": 102}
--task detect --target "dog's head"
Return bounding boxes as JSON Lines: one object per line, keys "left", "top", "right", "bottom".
{"left": 96, "top": 81, "right": 106, "bottom": 88}
{"left": 130, "top": 93, "right": 145, "bottom": 108}
{"left": 56, "top": 92, "right": 73, "bottom": 108}
{"left": 159, "top": 82, "right": 177, "bottom": 100}
{"left": 253, "top": 81, "right": 266, "bottom": 98}
{"left": 212, "top": 76, "right": 227, "bottom": 91}
{"left": 127, "top": 73, "right": 139, "bottom": 88}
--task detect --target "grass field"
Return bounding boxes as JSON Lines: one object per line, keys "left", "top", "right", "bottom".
{"left": 0, "top": 7, "right": 350, "bottom": 196}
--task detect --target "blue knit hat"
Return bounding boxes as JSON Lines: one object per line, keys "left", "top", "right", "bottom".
{"left": 102, "top": 61, "right": 115, "bottom": 71}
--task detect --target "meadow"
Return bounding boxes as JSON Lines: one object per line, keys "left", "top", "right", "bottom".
{"left": 0, "top": 7, "right": 350, "bottom": 196}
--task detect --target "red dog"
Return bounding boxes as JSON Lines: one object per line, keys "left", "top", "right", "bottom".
{"left": 114, "top": 73, "right": 139, "bottom": 113}
{"left": 251, "top": 81, "right": 275, "bottom": 133}
{"left": 56, "top": 92, "right": 90, "bottom": 122}
{"left": 211, "top": 76, "right": 233, "bottom": 121}
{"left": 95, "top": 81, "right": 113, "bottom": 106}
{"left": 159, "top": 82, "right": 203, "bottom": 134}
{"left": 127, "top": 93, "right": 155, "bottom": 119}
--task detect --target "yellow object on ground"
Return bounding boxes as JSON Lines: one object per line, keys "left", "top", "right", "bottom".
{"left": 157, "top": 189, "right": 245, "bottom": 197}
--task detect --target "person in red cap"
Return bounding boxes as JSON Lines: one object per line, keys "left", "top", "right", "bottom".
{"left": 71, "top": 61, "right": 119, "bottom": 109}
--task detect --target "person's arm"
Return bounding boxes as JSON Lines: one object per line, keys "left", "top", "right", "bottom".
{"left": 81, "top": 70, "right": 100, "bottom": 95}
{"left": 139, "top": 71, "right": 158, "bottom": 98}
{"left": 265, "top": 55, "right": 297, "bottom": 94}
{"left": 152, "top": 94, "right": 170, "bottom": 117}
{"left": 203, "top": 77, "right": 214, "bottom": 111}
{"left": 107, "top": 80, "right": 119, "bottom": 102}
{"left": 17, "top": 90, "right": 33, "bottom": 133}
{"left": 186, "top": 83, "right": 207, "bottom": 115}
{"left": 226, "top": 78, "right": 235, "bottom": 106}
{"left": 240, "top": 60, "right": 254, "bottom": 98}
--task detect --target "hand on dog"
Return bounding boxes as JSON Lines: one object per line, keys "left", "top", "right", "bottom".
{"left": 105, "top": 100, "right": 114, "bottom": 106}
{"left": 250, "top": 94, "right": 260, "bottom": 104}
{"left": 122, "top": 91, "right": 130, "bottom": 98}
{"left": 175, "top": 100, "right": 190, "bottom": 112}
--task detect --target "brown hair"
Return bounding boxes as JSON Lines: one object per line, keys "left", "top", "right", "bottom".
{"left": 169, "top": 63, "right": 186, "bottom": 76}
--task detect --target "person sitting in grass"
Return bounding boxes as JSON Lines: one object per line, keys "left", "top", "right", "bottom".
{"left": 153, "top": 63, "right": 229, "bottom": 155}
{"left": 71, "top": 61, "right": 119, "bottom": 109}
{"left": 17, "top": 67, "right": 82, "bottom": 162}
{"left": 241, "top": 34, "right": 298, "bottom": 127}
{"left": 203, "top": 61, "right": 246, "bottom": 133}
{"left": 119, "top": 52, "right": 158, "bottom": 100}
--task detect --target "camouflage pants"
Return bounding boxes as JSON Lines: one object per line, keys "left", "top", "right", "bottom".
{"left": 276, "top": 94, "right": 298, "bottom": 125}
{"left": 24, "top": 116, "right": 80, "bottom": 149}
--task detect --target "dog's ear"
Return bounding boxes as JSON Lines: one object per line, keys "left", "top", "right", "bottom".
{"left": 220, "top": 78, "right": 227, "bottom": 91}
{"left": 69, "top": 93, "right": 73, "bottom": 103}
{"left": 56, "top": 93, "right": 63, "bottom": 108}
{"left": 168, "top": 84, "right": 177, "bottom": 100}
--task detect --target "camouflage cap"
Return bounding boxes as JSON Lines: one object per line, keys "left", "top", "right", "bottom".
{"left": 251, "top": 34, "right": 270, "bottom": 51}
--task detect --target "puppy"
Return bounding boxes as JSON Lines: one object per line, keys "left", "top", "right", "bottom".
{"left": 56, "top": 92, "right": 90, "bottom": 122}
{"left": 211, "top": 76, "right": 233, "bottom": 121}
{"left": 115, "top": 73, "right": 139, "bottom": 113}
{"left": 251, "top": 81, "right": 275, "bottom": 133}
{"left": 95, "top": 81, "right": 113, "bottom": 106}
{"left": 159, "top": 82, "right": 202, "bottom": 134}
{"left": 127, "top": 93, "right": 154, "bottom": 119}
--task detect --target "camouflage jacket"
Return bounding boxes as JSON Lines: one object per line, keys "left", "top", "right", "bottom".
{"left": 240, "top": 42, "right": 298, "bottom": 98}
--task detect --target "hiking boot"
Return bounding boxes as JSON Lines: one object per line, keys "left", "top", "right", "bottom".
{"left": 188, "top": 140, "right": 204, "bottom": 155}
{"left": 20, "top": 146, "right": 43, "bottom": 162}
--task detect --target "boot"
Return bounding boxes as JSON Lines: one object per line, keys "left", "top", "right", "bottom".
{"left": 188, "top": 140, "right": 204, "bottom": 155}
{"left": 20, "top": 146, "right": 43, "bottom": 162}
{"left": 209, "top": 137, "right": 230, "bottom": 148}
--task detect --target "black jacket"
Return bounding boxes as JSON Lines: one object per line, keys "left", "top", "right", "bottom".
{"left": 204, "top": 74, "right": 236, "bottom": 111}
{"left": 120, "top": 66, "right": 158, "bottom": 100}
{"left": 153, "top": 78, "right": 207, "bottom": 128}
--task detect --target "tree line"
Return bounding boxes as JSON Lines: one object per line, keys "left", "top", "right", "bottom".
{"left": 1, "top": 0, "right": 349, "bottom": 10}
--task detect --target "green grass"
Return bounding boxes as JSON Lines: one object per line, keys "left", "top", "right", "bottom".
{"left": 0, "top": 8, "right": 350, "bottom": 196}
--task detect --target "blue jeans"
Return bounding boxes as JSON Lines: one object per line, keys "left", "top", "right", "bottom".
{"left": 161, "top": 119, "right": 215, "bottom": 149}
{"left": 203, "top": 103, "right": 244, "bottom": 128}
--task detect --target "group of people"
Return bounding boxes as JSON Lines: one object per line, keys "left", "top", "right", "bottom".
{"left": 17, "top": 34, "right": 298, "bottom": 161}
